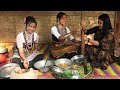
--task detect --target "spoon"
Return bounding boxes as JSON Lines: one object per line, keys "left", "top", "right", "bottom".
{"left": 43, "top": 60, "right": 48, "bottom": 68}
{"left": 40, "top": 60, "right": 48, "bottom": 72}
{"left": 40, "top": 60, "right": 48, "bottom": 73}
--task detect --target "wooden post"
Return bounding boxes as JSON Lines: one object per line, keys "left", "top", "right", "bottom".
{"left": 81, "top": 28, "right": 88, "bottom": 75}
{"left": 80, "top": 11, "right": 88, "bottom": 75}
{"left": 81, "top": 11, "right": 85, "bottom": 56}
{"left": 81, "top": 28, "right": 85, "bottom": 55}
{"left": 114, "top": 11, "right": 120, "bottom": 48}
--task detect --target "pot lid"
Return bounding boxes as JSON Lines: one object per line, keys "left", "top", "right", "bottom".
{"left": 0, "top": 47, "right": 8, "bottom": 53}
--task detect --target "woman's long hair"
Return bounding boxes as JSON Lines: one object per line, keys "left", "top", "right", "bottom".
{"left": 98, "top": 14, "right": 113, "bottom": 40}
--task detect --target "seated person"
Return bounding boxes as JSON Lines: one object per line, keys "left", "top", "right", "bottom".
{"left": 80, "top": 14, "right": 115, "bottom": 70}
{"left": 51, "top": 12, "right": 79, "bottom": 59}
{"left": 11, "top": 16, "right": 43, "bottom": 69}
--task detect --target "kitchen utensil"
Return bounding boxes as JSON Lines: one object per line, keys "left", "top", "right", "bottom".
{"left": 34, "top": 60, "right": 54, "bottom": 73}
{"left": 55, "top": 58, "right": 73, "bottom": 69}
{"left": 71, "top": 55, "right": 85, "bottom": 65}
{"left": 0, "top": 63, "right": 20, "bottom": 79}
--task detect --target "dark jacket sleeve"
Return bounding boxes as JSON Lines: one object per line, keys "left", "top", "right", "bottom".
{"left": 85, "top": 26, "right": 99, "bottom": 35}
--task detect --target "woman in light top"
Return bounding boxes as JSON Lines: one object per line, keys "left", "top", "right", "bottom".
{"left": 51, "top": 12, "right": 78, "bottom": 59}
{"left": 12, "top": 16, "right": 43, "bottom": 69}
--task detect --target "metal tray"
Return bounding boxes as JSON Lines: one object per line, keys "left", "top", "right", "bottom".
{"left": 0, "top": 63, "right": 20, "bottom": 79}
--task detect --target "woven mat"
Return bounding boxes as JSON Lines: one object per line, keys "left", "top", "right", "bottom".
{"left": 85, "top": 63, "right": 120, "bottom": 79}
{"left": 39, "top": 44, "right": 120, "bottom": 79}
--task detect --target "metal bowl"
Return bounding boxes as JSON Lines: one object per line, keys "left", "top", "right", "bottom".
{"left": 51, "top": 66, "right": 64, "bottom": 74}
{"left": 34, "top": 60, "right": 54, "bottom": 73}
{"left": 0, "top": 63, "right": 20, "bottom": 79}
{"left": 55, "top": 58, "right": 73, "bottom": 69}
{"left": 71, "top": 55, "right": 85, "bottom": 65}
{"left": 50, "top": 66, "right": 64, "bottom": 79}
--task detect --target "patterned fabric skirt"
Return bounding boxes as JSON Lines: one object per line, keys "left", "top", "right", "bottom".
{"left": 82, "top": 45, "right": 114, "bottom": 70}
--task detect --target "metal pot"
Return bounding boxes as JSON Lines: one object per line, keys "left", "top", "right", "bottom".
{"left": 71, "top": 55, "right": 85, "bottom": 65}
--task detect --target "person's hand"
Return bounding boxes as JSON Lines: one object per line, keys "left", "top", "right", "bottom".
{"left": 59, "top": 36, "right": 65, "bottom": 40}
{"left": 84, "top": 36, "right": 88, "bottom": 41}
{"left": 80, "top": 20, "right": 86, "bottom": 29}
{"left": 23, "top": 60, "right": 29, "bottom": 69}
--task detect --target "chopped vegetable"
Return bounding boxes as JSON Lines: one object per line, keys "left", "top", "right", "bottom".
{"left": 61, "top": 70, "right": 73, "bottom": 79}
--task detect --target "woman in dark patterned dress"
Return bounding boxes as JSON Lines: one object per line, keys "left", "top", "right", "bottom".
{"left": 80, "top": 14, "right": 115, "bottom": 70}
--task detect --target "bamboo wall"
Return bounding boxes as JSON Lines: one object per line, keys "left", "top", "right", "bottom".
{"left": 0, "top": 11, "right": 115, "bottom": 52}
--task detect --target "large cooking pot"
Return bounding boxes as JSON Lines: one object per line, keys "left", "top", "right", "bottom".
{"left": 0, "top": 63, "right": 20, "bottom": 79}
{"left": 71, "top": 55, "right": 85, "bottom": 65}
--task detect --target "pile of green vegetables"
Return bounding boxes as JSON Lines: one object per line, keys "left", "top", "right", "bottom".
{"left": 60, "top": 63, "right": 92, "bottom": 79}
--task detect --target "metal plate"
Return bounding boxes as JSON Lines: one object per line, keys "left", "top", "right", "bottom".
{"left": 0, "top": 63, "right": 20, "bottom": 79}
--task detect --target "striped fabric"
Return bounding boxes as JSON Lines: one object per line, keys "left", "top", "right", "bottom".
{"left": 39, "top": 44, "right": 51, "bottom": 60}
{"left": 93, "top": 63, "right": 120, "bottom": 77}
{"left": 39, "top": 44, "right": 120, "bottom": 78}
